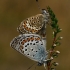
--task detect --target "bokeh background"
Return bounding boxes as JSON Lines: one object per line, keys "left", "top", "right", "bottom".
{"left": 0, "top": 0, "right": 70, "bottom": 70}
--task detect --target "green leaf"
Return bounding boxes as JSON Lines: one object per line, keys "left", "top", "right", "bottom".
{"left": 53, "top": 62, "right": 59, "bottom": 66}
{"left": 55, "top": 41, "right": 61, "bottom": 46}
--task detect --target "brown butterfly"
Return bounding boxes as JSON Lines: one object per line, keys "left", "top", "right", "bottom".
{"left": 17, "top": 9, "right": 50, "bottom": 37}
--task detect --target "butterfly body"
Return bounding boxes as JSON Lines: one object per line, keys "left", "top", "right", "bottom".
{"left": 10, "top": 34, "right": 48, "bottom": 63}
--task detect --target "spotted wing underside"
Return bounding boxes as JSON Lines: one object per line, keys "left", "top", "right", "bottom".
{"left": 17, "top": 14, "right": 44, "bottom": 34}
{"left": 10, "top": 34, "right": 47, "bottom": 62}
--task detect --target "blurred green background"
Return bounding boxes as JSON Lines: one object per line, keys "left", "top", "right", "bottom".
{"left": 0, "top": 0, "right": 70, "bottom": 70}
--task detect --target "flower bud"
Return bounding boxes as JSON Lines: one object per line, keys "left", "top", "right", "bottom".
{"left": 53, "top": 62, "right": 59, "bottom": 66}
{"left": 53, "top": 44, "right": 56, "bottom": 47}
{"left": 50, "top": 57, "right": 54, "bottom": 60}
{"left": 60, "top": 28, "right": 62, "bottom": 31}
{"left": 53, "top": 32, "right": 54, "bottom": 35}
{"left": 60, "top": 37, "right": 63, "bottom": 39}
{"left": 56, "top": 50, "right": 60, "bottom": 54}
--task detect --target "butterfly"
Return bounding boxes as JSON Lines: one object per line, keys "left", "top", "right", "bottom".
{"left": 10, "top": 34, "right": 48, "bottom": 69}
{"left": 17, "top": 9, "right": 50, "bottom": 36}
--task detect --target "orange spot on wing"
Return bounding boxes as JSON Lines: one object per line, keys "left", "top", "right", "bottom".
{"left": 23, "top": 24, "right": 26, "bottom": 28}
{"left": 21, "top": 41, "right": 24, "bottom": 45}
{"left": 20, "top": 45, "right": 24, "bottom": 49}
{"left": 28, "top": 28, "right": 31, "bottom": 31}
{"left": 23, "top": 21, "right": 27, "bottom": 28}
{"left": 27, "top": 38, "right": 31, "bottom": 42}
{"left": 35, "top": 30, "right": 38, "bottom": 32}
{"left": 24, "top": 21, "right": 27, "bottom": 24}
{"left": 35, "top": 37, "right": 40, "bottom": 41}
{"left": 25, "top": 39, "right": 27, "bottom": 42}
{"left": 21, "top": 40, "right": 27, "bottom": 45}
{"left": 18, "top": 45, "right": 24, "bottom": 53}
{"left": 31, "top": 37, "right": 34, "bottom": 41}
{"left": 31, "top": 29, "right": 35, "bottom": 33}
{"left": 26, "top": 28, "right": 30, "bottom": 31}
{"left": 25, "top": 27, "right": 29, "bottom": 31}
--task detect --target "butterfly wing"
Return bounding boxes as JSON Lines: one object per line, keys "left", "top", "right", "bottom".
{"left": 10, "top": 34, "right": 47, "bottom": 62}
{"left": 17, "top": 14, "right": 44, "bottom": 34}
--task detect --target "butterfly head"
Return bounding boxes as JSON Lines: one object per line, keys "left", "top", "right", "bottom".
{"left": 42, "top": 9, "right": 48, "bottom": 14}
{"left": 41, "top": 9, "right": 50, "bottom": 23}
{"left": 37, "top": 59, "right": 48, "bottom": 70}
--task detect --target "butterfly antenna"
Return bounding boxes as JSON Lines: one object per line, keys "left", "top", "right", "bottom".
{"left": 36, "top": 0, "right": 41, "bottom": 11}
{"left": 27, "top": 62, "right": 37, "bottom": 70}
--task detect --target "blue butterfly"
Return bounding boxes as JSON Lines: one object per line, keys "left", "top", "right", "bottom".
{"left": 10, "top": 34, "right": 48, "bottom": 69}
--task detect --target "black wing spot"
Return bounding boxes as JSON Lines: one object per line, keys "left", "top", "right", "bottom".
{"left": 36, "top": 51, "right": 37, "bottom": 52}
{"left": 32, "top": 17, "right": 34, "bottom": 19}
{"left": 33, "top": 55, "right": 34, "bottom": 57}
{"left": 39, "top": 26, "right": 42, "bottom": 28}
{"left": 41, "top": 43, "right": 43, "bottom": 45}
{"left": 36, "top": 17, "right": 39, "bottom": 19}
{"left": 27, "top": 43, "right": 29, "bottom": 45}
{"left": 31, "top": 49, "right": 33, "bottom": 51}
{"left": 27, "top": 53, "right": 29, "bottom": 55}
{"left": 30, "top": 43, "right": 32, "bottom": 45}
{"left": 33, "top": 43, "right": 35, "bottom": 45}
{"left": 38, "top": 21, "right": 39, "bottom": 23}
{"left": 30, "top": 24, "right": 31, "bottom": 26}
{"left": 33, "top": 21, "right": 35, "bottom": 24}
{"left": 30, "top": 20, "right": 31, "bottom": 22}
{"left": 36, "top": 41, "right": 39, "bottom": 43}
{"left": 32, "top": 26, "right": 33, "bottom": 27}
{"left": 25, "top": 45, "right": 27, "bottom": 47}
{"left": 25, "top": 49, "right": 27, "bottom": 51}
